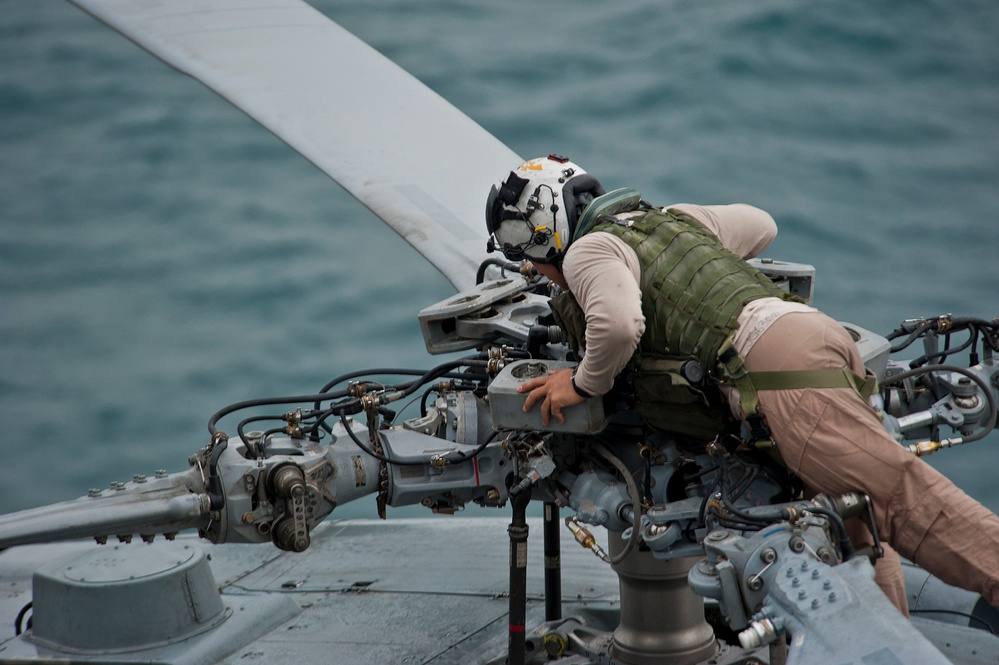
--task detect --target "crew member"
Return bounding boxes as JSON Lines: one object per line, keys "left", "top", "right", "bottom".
{"left": 485, "top": 154, "right": 999, "bottom": 613}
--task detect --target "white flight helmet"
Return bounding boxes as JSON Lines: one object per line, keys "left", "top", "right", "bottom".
{"left": 485, "top": 155, "right": 605, "bottom": 266}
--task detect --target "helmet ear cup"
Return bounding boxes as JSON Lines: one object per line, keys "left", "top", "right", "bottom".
{"left": 561, "top": 174, "right": 606, "bottom": 232}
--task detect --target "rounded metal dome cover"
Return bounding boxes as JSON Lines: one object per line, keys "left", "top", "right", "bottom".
{"left": 30, "top": 542, "right": 228, "bottom": 652}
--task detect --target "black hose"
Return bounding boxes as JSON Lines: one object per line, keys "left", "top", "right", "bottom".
{"left": 237, "top": 414, "right": 287, "bottom": 456}
{"left": 697, "top": 477, "right": 720, "bottom": 527}
{"left": 888, "top": 317, "right": 999, "bottom": 353}
{"left": 313, "top": 361, "right": 491, "bottom": 414}
{"left": 14, "top": 602, "right": 31, "bottom": 636}
{"left": 339, "top": 413, "right": 497, "bottom": 468}
{"left": 208, "top": 390, "right": 350, "bottom": 436}
{"left": 909, "top": 331, "right": 974, "bottom": 368}
{"left": 420, "top": 386, "right": 437, "bottom": 418}
{"left": 591, "top": 442, "right": 642, "bottom": 565}
{"left": 887, "top": 320, "right": 936, "bottom": 350}
{"left": 805, "top": 505, "right": 854, "bottom": 559}
{"left": 717, "top": 460, "right": 789, "bottom": 526}
{"left": 340, "top": 413, "right": 425, "bottom": 466}
{"left": 476, "top": 257, "right": 526, "bottom": 284}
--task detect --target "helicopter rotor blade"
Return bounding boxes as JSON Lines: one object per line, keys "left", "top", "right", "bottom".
{"left": 69, "top": 0, "right": 522, "bottom": 289}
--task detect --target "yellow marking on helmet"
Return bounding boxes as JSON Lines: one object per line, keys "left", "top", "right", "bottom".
{"left": 520, "top": 159, "right": 544, "bottom": 171}
{"left": 555, "top": 232, "right": 563, "bottom": 250}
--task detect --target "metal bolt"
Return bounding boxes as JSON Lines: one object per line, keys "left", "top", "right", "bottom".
{"left": 786, "top": 567, "right": 795, "bottom": 578}
{"left": 155, "top": 469, "right": 168, "bottom": 478}
{"left": 828, "top": 592, "right": 837, "bottom": 602}
{"left": 760, "top": 548, "right": 777, "bottom": 563}
{"left": 707, "top": 530, "right": 729, "bottom": 541}
{"left": 823, "top": 580, "right": 833, "bottom": 590}
{"left": 111, "top": 481, "right": 126, "bottom": 491}
{"left": 800, "top": 561, "right": 809, "bottom": 571}
{"left": 88, "top": 488, "right": 102, "bottom": 498}
{"left": 133, "top": 474, "right": 147, "bottom": 483}
{"left": 811, "top": 569, "right": 820, "bottom": 579}
{"left": 811, "top": 599, "right": 820, "bottom": 609}
{"left": 697, "top": 560, "right": 717, "bottom": 576}
{"left": 792, "top": 577, "right": 800, "bottom": 588}
{"left": 141, "top": 534, "right": 155, "bottom": 544}
{"left": 798, "top": 590, "right": 807, "bottom": 600}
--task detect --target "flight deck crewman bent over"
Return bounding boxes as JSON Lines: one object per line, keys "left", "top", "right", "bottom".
{"left": 484, "top": 154, "right": 999, "bottom": 614}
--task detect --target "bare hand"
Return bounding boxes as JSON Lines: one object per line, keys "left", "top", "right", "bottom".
{"left": 517, "top": 368, "right": 586, "bottom": 426}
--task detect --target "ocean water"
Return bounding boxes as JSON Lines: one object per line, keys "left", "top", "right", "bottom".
{"left": 1, "top": 0, "right": 997, "bottom": 524}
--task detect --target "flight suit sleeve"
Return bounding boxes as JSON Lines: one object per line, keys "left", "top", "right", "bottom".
{"left": 669, "top": 203, "right": 777, "bottom": 259}
{"left": 560, "top": 233, "right": 645, "bottom": 397}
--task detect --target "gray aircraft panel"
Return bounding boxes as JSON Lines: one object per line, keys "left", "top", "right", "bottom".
{"left": 215, "top": 518, "right": 621, "bottom": 665}
{"left": 2, "top": 516, "right": 997, "bottom": 663}
{"left": 0, "top": 517, "right": 620, "bottom": 665}
{"left": 232, "top": 518, "right": 615, "bottom": 599}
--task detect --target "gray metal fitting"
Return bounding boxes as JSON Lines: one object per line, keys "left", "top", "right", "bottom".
{"left": 739, "top": 618, "right": 780, "bottom": 649}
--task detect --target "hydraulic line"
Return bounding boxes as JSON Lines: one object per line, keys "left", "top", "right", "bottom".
{"left": 340, "top": 413, "right": 426, "bottom": 467}
{"left": 208, "top": 390, "right": 350, "bottom": 436}
{"left": 590, "top": 442, "right": 643, "bottom": 565}
{"left": 712, "top": 455, "right": 855, "bottom": 557}
{"left": 338, "top": 413, "right": 498, "bottom": 468}
{"left": 314, "top": 363, "right": 494, "bottom": 414}
{"left": 716, "top": 460, "right": 789, "bottom": 528}
{"left": 888, "top": 316, "right": 999, "bottom": 354}
{"left": 803, "top": 504, "right": 854, "bottom": 559}
{"left": 908, "top": 331, "right": 978, "bottom": 368}
{"left": 316, "top": 367, "right": 466, "bottom": 409}
{"left": 475, "top": 257, "right": 527, "bottom": 284}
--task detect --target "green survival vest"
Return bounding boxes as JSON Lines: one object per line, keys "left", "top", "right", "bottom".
{"left": 549, "top": 196, "right": 801, "bottom": 439}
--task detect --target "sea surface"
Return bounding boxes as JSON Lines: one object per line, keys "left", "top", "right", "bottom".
{"left": 1, "top": 0, "right": 997, "bottom": 525}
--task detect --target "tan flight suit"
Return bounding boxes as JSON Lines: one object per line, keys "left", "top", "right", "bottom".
{"left": 562, "top": 203, "right": 999, "bottom": 614}
{"left": 746, "top": 311, "right": 999, "bottom": 612}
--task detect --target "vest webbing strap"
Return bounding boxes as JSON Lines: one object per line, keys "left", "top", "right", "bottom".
{"left": 717, "top": 336, "right": 878, "bottom": 454}
{"left": 749, "top": 368, "right": 877, "bottom": 398}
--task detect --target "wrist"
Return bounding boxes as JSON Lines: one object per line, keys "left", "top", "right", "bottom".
{"left": 570, "top": 368, "right": 593, "bottom": 399}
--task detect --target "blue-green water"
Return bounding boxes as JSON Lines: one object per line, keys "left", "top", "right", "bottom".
{"left": 1, "top": 0, "right": 997, "bottom": 521}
